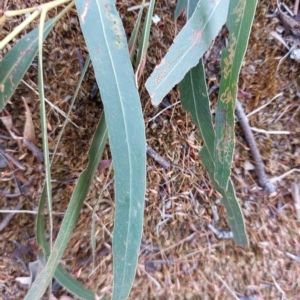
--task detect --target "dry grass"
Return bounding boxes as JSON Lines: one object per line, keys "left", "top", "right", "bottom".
{"left": 0, "top": 0, "right": 299, "bottom": 299}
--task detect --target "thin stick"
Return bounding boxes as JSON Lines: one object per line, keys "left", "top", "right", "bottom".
{"left": 235, "top": 100, "right": 276, "bottom": 193}
{"left": 294, "top": 0, "right": 300, "bottom": 16}
{"left": 127, "top": 2, "right": 150, "bottom": 11}
{"left": 270, "top": 168, "right": 300, "bottom": 183}
{"left": 146, "top": 144, "right": 170, "bottom": 168}
{"left": 207, "top": 224, "right": 233, "bottom": 240}
{"left": 0, "top": 202, "right": 22, "bottom": 232}
{"left": 291, "top": 182, "right": 300, "bottom": 219}
{"left": 147, "top": 101, "right": 180, "bottom": 123}
{"left": 215, "top": 273, "right": 240, "bottom": 300}
{"left": 250, "top": 127, "right": 290, "bottom": 135}
{"left": 246, "top": 93, "right": 283, "bottom": 118}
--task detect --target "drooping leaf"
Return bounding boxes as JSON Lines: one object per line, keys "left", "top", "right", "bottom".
{"left": 200, "top": 145, "right": 248, "bottom": 246}
{"left": 25, "top": 115, "right": 108, "bottom": 299}
{"left": 34, "top": 56, "right": 97, "bottom": 299}
{"left": 180, "top": 61, "right": 248, "bottom": 246}
{"left": 75, "top": 1, "right": 146, "bottom": 299}
{"left": 146, "top": 0, "right": 230, "bottom": 106}
{"left": 177, "top": 0, "right": 248, "bottom": 245}
{"left": 214, "top": 0, "right": 258, "bottom": 189}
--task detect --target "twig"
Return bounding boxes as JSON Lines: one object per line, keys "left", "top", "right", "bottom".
{"left": 207, "top": 224, "right": 233, "bottom": 240}
{"left": 270, "top": 168, "right": 300, "bottom": 183}
{"left": 246, "top": 93, "right": 283, "bottom": 118}
{"left": 127, "top": 2, "right": 150, "bottom": 11}
{"left": 235, "top": 100, "right": 276, "bottom": 194}
{"left": 250, "top": 127, "right": 290, "bottom": 135}
{"left": 291, "top": 182, "right": 300, "bottom": 219}
{"left": 147, "top": 101, "right": 180, "bottom": 123}
{"left": 21, "top": 79, "right": 79, "bottom": 128}
{"left": 146, "top": 144, "right": 170, "bottom": 168}
{"left": 146, "top": 143, "right": 191, "bottom": 174}
{"left": 0, "top": 202, "right": 22, "bottom": 232}
{"left": 0, "top": 143, "right": 26, "bottom": 170}
{"left": 272, "top": 276, "right": 286, "bottom": 298}
{"left": 214, "top": 272, "right": 240, "bottom": 300}
{"left": 285, "top": 251, "right": 300, "bottom": 263}
{"left": 23, "top": 138, "right": 44, "bottom": 162}
{"left": 294, "top": 0, "right": 300, "bottom": 16}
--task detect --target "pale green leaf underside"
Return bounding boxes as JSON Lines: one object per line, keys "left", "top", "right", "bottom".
{"left": 146, "top": 0, "right": 230, "bottom": 106}
{"left": 75, "top": 0, "right": 146, "bottom": 299}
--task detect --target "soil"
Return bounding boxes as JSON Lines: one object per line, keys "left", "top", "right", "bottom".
{"left": 0, "top": 0, "right": 300, "bottom": 299}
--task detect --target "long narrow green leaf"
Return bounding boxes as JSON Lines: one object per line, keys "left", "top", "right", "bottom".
{"left": 145, "top": 0, "right": 229, "bottom": 106}
{"left": 25, "top": 115, "right": 108, "bottom": 299}
{"left": 0, "top": 17, "right": 61, "bottom": 111}
{"left": 179, "top": 60, "right": 214, "bottom": 156}
{"left": 135, "top": 0, "right": 155, "bottom": 68}
{"left": 128, "top": 0, "right": 146, "bottom": 61}
{"left": 214, "top": 0, "right": 258, "bottom": 189}
{"left": 178, "top": 1, "right": 247, "bottom": 245}
{"left": 180, "top": 61, "right": 248, "bottom": 246}
{"left": 75, "top": 1, "right": 146, "bottom": 299}
{"left": 35, "top": 56, "right": 96, "bottom": 299}
{"left": 36, "top": 188, "right": 96, "bottom": 299}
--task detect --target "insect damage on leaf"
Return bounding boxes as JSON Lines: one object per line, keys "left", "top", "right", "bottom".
{"left": 223, "top": 33, "right": 237, "bottom": 79}
{"left": 153, "top": 51, "right": 184, "bottom": 84}
{"left": 215, "top": 127, "right": 234, "bottom": 165}
{"left": 232, "top": 0, "right": 245, "bottom": 25}
{"left": 220, "top": 83, "right": 236, "bottom": 104}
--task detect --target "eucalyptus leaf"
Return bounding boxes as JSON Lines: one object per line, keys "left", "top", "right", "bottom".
{"left": 178, "top": 0, "right": 248, "bottom": 246}
{"left": 214, "top": 0, "right": 258, "bottom": 189}
{"left": 75, "top": 0, "right": 146, "bottom": 299}
{"left": 180, "top": 62, "right": 248, "bottom": 246}
{"left": 146, "top": 0, "right": 230, "bottom": 106}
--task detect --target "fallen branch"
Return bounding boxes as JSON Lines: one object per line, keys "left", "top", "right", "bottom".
{"left": 235, "top": 100, "right": 276, "bottom": 194}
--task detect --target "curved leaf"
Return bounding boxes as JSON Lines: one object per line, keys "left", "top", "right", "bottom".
{"left": 146, "top": 0, "right": 229, "bottom": 106}
{"left": 178, "top": 0, "right": 248, "bottom": 245}
{"left": 0, "top": 17, "right": 58, "bottom": 111}
{"left": 25, "top": 115, "right": 108, "bottom": 299}
{"left": 75, "top": 0, "right": 146, "bottom": 299}
{"left": 180, "top": 61, "right": 248, "bottom": 246}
